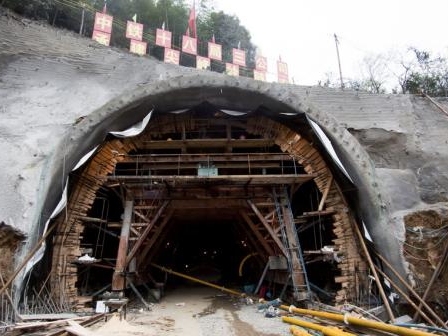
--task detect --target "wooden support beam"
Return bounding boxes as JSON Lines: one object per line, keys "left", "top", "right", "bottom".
{"left": 318, "top": 176, "right": 333, "bottom": 211}
{"left": 139, "top": 208, "right": 174, "bottom": 264}
{"left": 238, "top": 210, "right": 276, "bottom": 257}
{"left": 125, "top": 201, "right": 169, "bottom": 266}
{"left": 106, "top": 174, "right": 316, "bottom": 186}
{"left": 112, "top": 200, "right": 133, "bottom": 291}
{"left": 281, "top": 205, "right": 305, "bottom": 288}
{"left": 140, "top": 138, "right": 275, "bottom": 149}
{"left": 247, "top": 200, "right": 287, "bottom": 256}
{"left": 133, "top": 210, "right": 151, "bottom": 223}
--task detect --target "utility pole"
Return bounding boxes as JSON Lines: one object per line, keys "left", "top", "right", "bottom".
{"left": 334, "top": 34, "right": 344, "bottom": 89}
{"left": 79, "top": 3, "right": 85, "bottom": 35}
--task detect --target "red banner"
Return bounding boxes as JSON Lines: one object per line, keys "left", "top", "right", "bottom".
{"left": 92, "top": 30, "right": 111, "bottom": 46}
{"left": 130, "top": 40, "right": 147, "bottom": 55}
{"left": 255, "top": 56, "right": 268, "bottom": 72}
{"left": 253, "top": 69, "right": 266, "bottom": 82}
{"left": 232, "top": 48, "right": 246, "bottom": 67}
{"left": 155, "top": 29, "right": 172, "bottom": 48}
{"left": 277, "top": 60, "right": 289, "bottom": 83}
{"left": 226, "top": 63, "right": 239, "bottom": 77}
{"left": 208, "top": 42, "right": 222, "bottom": 61}
{"left": 94, "top": 12, "right": 113, "bottom": 34}
{"left": 182, "top": 35, "right": 197, "bottom": 55}
{"left": 126, "top": 21, "right": 143, "bottom": 41}
{"left": 164, "top": 48, "right": 180, "bottom": 65}
{"left": 196, "top": 56, "right": 210, "bottom": 70}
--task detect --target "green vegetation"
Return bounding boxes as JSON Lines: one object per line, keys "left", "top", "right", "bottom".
{"left": 1, "top": 0, "right": 255, "bottom": 75}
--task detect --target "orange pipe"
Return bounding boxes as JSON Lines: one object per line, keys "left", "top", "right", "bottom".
{"left": 290, "top": 326, "right": 313, "bottom": 336}
{"left": 283, "top": 317, "right": 355, "bottom": 336}
{"left": 151, "top": 263, "right": 245, "bottom": 297}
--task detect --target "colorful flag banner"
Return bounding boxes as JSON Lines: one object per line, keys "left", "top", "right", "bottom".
{"left": 232, "top": 48, "right": 246, "bottom": 67}
{"left": 94, "top": 12, "right": 113, "bottom": 34}
{"left": 92, "top": 30, "right": 111, "bottom": 46}
{"left": 130, "top": 40, "right": 147, "bottom": 55}
{"left": 253, "top": 69, "right": 266, "bottom": 82}
{"left": 182, "top": 35, "right": 197, "bottom": 55}
{"left": 156, "top": 29, "right": 172, "bottom": 48}
{"left": 208, "top": 42, "right": 222, "bottom": 61}
{"left": 226, "top": 63, "right": 239, "bottom": 77}
{"left": 186, "top": 5, "right": 197, "bottom": 38}
{"left": 277, "top": 60, "right": 289, "bottom": 83}
{"left": 255, "top": 55, "right": 268, "bottom": 72}
{"left": 126, "top": 21, "right": 143, "bottom": 41}
{"left": 196, "top": 56, "right": 210, "bottom": 70}
{"left": 164, "top": 48, "right": 180, "bottom": 65}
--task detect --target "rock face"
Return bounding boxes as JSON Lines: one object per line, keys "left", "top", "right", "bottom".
{"left": 1, "top": 10, "right": 448, "bottom": 304}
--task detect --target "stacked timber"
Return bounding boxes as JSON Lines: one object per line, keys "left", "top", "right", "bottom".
{"left": 51, "top": 139, "right": 133, "bottom": 311}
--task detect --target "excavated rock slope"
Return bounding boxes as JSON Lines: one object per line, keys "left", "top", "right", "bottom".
{"left": 1, "top": 9, "right": 448, "bottom": 305}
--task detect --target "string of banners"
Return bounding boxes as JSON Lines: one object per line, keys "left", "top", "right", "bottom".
{"left": 91, "top": 8, "right": 289, "bottom": 83}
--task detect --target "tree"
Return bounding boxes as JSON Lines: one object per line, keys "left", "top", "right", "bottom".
{"left": 197, "top": 10, "right": 256, "bottom": 75}
{"left": 404, "top": 48, "right": 448, "bottom": 96}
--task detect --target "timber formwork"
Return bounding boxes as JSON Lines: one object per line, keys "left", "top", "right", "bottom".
{"left": 49, "top": 113, "right": 368, "bottom": 310}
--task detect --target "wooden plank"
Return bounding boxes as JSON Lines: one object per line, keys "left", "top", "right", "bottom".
{"left": 247, "top": 200, "right": 287, "bottom": 256}
{"left": 112, "top": 200, "right": 133, "bottom": 291}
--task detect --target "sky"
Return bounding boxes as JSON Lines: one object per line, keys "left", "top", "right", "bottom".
{"left": 213, "top": 0, "right": 448, "bottom": 89}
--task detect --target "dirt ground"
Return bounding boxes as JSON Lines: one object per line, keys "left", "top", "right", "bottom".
{"left": 89, "top": 286, "right": 289, "bottom": 336}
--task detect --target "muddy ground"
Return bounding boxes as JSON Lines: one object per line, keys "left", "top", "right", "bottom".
{"left": 89, "top": 286, "right": 288, "bottom": 336}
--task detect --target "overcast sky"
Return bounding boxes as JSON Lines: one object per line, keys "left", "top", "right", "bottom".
{"left": 213, "top": 0, "right": 448, "bottom": 88}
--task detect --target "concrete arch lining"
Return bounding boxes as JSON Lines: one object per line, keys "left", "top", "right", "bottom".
{"left": 25, "top": 75, "right": 404, "bottom": 304}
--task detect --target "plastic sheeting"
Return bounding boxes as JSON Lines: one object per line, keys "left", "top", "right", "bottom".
{"left": 308, "top": 118, "right": 353, "bottom": 182}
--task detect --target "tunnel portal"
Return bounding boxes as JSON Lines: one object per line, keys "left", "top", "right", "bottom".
{"left": 42, "top": 103, "right": 367, "bottom": 310}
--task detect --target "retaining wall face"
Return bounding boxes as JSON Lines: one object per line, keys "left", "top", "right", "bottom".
{"left": 2, "top": 14, "right": 448, "bottom": 285}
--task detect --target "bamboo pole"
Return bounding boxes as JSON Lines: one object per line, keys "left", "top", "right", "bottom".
{"left": 151, "top": 263, "right": 245, "bottom": 297}
{"left": 413, "top": 240, "right": 448, "bottom": 324}
{"left": 374, "top": 266, "right": 437, "bottom": 327}
{"left": 353, "top": 223, "right": 395, "bottom": 321}
{"left": 0, "top": 273, "right": 21, "bottom": 321}
{"left": 280, "top": 305, "right": 437, "bottom": 336}
{"left": 374, "top": 251, "right": 446, "bottom": 327}
{"left": 0, "top": 222, "right": 57, "bottom": 296}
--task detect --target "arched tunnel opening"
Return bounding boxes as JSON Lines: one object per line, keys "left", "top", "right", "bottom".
{"left": 27, "top": 97, "right": 368, "bottom": 312}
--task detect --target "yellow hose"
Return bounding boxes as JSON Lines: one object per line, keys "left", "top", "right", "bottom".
{"left": 151, "top": 263, "right": 245, "bottom": 297}
{"left": 281, "top": 305, "right": 437, "bottom": 336}
{"left": 238, "top": 252, "right": 258, "bottom": 277}
{"left": 284, "top": 317, "right": 356, "bottom": 336}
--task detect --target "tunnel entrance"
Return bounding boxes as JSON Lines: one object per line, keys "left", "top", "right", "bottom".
{"left": 42, "top": 104, "right": 367, "bottom": 311}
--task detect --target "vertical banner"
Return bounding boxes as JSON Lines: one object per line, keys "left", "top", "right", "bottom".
{"left": 130, "top": 40, "right": 147, "bottom": 55}
{"left": 277, "top": 60, "right": 289, "bottom": 83}
{"left": 93, "top": 12, "right": 113, "bottom": 34}
{"left": 226, "top": 63, "right": 239, "bottom": 77}
{"left": 208, "top": 42, "right": 222, "bottom": 61}
{"left": 92, "top": 30, "right": 111, "bottom": 46}
{"left": 196, "top": 56, "right": 210, "bottom": 70}
{"left": 155, "top": 29, "right": 172, "bottom": 48}
{"left": 232, "top": 48, "right": 246, "bottom": 67}
{"left": 182, "top": 35, "right": 197, "bottom": 55}
{"left": 255, "top": 55, "right": 268, "bottom": 72}
{"left": 126, "top": 21, "right": 143, "bottom": 41}
{"left": 164, "top": 48, "right": 180, "bottom": 65}
{"left": 253, "top": 69, "right": 266, "bottom": 82}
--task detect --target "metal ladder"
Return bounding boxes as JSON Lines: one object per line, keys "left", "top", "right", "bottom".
{"left": 273, "top": 186, "right": 311, "bottom": 301}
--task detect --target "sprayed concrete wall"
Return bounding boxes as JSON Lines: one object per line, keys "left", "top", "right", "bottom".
{"left": 1, "top": 12, "right": 448, "bottom": 288}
